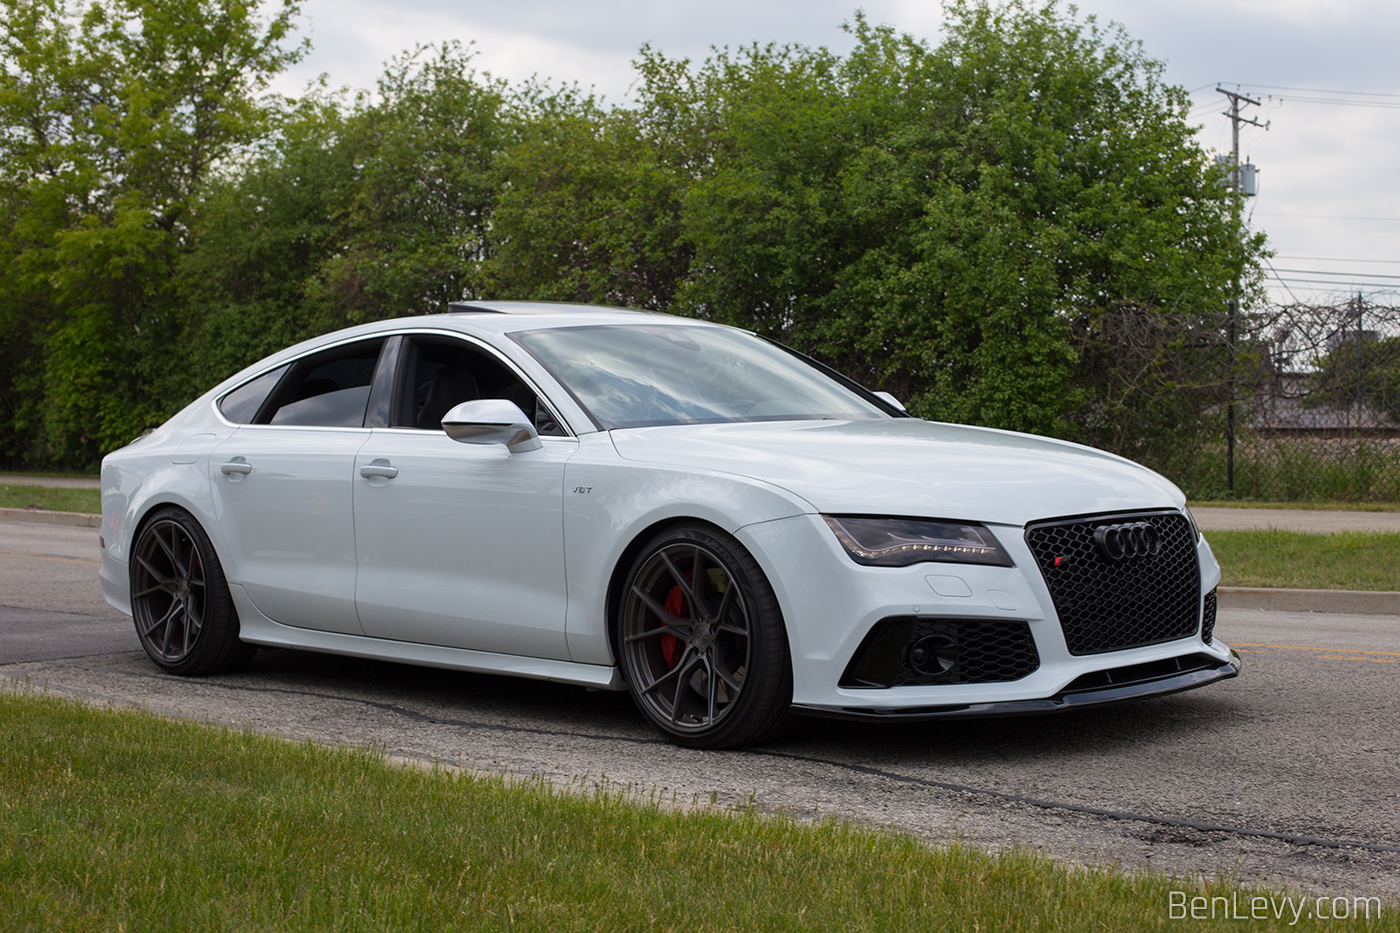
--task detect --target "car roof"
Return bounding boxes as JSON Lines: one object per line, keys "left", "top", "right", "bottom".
{"left": 441, "top": 300, "right": 688, "bottom": 331}
{"left": 201, "top": 302, "right": 724, "bottom": 403}
{"left": 408, "top": 301, "right": 705, "bottom": 337}
{"left": 446, "top": 300, "right": 662, "bottom": 317}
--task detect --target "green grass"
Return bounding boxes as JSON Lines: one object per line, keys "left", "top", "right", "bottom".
{"left": 1209, "top": 529, "right": 1400, "bottom": 591}
{"left": 3, "top": 688, "right": 1385, "bottom": 932}
{"left": 0, "top": 484, "right": 100, "bottom": 514}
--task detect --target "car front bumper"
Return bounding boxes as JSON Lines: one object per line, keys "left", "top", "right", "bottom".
{"left": 791, "top": 648, "right": 1240, "bottom": 721}
{"left": 737, "top": 511, "right": 1233, "bottom": 714}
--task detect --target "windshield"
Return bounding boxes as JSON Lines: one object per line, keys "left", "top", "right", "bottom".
{"left": 513, "top": 324, "right": 889, "bottom": 430}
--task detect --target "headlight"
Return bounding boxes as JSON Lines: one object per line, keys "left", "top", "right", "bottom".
{"left": 823, "top": 515, "right": 1014, "bottom": 567}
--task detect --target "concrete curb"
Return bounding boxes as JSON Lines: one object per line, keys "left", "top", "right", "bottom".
{"left": 0, "top": 508, "right": 101, "bottom": 529}
{"left": 1219, "top": 586, "right": 1400, "bottom": 616}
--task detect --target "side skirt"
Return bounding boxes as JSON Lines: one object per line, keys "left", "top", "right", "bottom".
{"left": 229, "top": 584, "right": 625, "bottom": 691}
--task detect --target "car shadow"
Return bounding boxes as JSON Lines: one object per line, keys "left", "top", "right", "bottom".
{"left": 230, "top": 645, "right": 1243, "bottom": 761}
{"left": 777, "top": 688, "right": 1246, "bottom": 764}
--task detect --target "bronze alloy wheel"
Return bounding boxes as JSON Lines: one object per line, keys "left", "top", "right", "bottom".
{"left": 619, "top": 525, "right": 791, "bottom": 748}
{"left": 130, "top": 508, "right": 255, "bottom": 675}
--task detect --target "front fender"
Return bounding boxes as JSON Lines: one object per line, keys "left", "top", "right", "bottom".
{"left": 561, "top": 432, "right": 814, "bottom": 664}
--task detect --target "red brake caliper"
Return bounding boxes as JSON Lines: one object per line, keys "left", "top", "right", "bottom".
{"left": 660, "top": 575, "right": 692, "bottom": 670}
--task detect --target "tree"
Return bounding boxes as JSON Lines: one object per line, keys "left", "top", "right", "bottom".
{"left": 669, "top": 2, "right": 1263, "bottom": 440}
{"left": 483, "top": 56, "right": 701, "bottom": 311}
{"left": 185, "top": 42, "right": 510, "bottom": 383}
{"left": 0, "top": 0, "right": 305, "bottom": 467}
{"left": 1308, "top": 334, "right": 1400, "bottom": 424}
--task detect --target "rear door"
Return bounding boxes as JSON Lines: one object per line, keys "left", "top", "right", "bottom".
{"left": 210, "top": 337, "right": 394, "bottom": 634}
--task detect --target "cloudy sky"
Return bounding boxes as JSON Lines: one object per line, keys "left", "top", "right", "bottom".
{"left": 270, "top": 0, "right": 1400, "bottom": 306}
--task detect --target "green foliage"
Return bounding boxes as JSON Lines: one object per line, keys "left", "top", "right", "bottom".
{"left": 1193, "top": 437, "right": 1400, "bottom": 503}
{"left": 1307, "top": 335, "right": 1400, "bottom": 423}
{"left": 651, "top": 3, "right": 1258, "bottom": 440}
{"left": 484, "top": 76, "right": 696, "bottom": 310}
{"left": 0, "top": 0, "right": 306, "bottom": 466}
{"left": 1, "top": 0, "right": 1269, "bottom": 473}
{"left": 184, "top": 42, "right": 509, "bottom": 385}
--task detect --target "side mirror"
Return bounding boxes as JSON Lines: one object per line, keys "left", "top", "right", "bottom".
{"left": 873, "top": 390, "right": 906, "bottom": 412}
{"left": 441, "top": 399, "right": 542, "bottom": 452}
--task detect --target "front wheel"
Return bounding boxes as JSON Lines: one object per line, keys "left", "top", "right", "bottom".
{"left": 618, "top": 524, "right": 791, "bottom": 748}
{"left": 130, "top": 507, "right": 256, "bottom": 676}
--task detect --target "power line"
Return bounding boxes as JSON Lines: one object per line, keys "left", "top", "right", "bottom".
{"left": 1276, "top": 255, "right": 1400, "bottom": 265}
{"left": 1264, "top": 96, "right": 1400, "bottom": 110}
{"left": 1254, "top": 212, "right": 1400, "bottom": 222}
{"left": 1267, "top": 275, "right": 1400, "bottom": 289}
{"left": 1226, "top": 83, "right": 1400, "bottom": 99}
{"left": 1262, "top": 257, "right": 1302, "bottom": 305}
{"left": 1190, "top": 84, "right": 1400, "bottom": 112}
{"left": 1271, "top": 267, "right": 1400, "bottom": 281}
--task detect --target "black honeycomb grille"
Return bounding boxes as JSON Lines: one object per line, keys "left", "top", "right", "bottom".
{"left": 1201, "top": 588, "right": 1218, "bottom": 644}
{"left": 840, "top": 617, "right": 1039, "bottom": 688}
{"left": 1025, "top": 511, "right": 1200, "bottom": 656}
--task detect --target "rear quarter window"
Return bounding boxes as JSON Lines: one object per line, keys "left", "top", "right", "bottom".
{"left": 218, "top": 365, "right": 288, "bottom": 424}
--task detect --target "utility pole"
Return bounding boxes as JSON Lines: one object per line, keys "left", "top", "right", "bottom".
{"left": 1217, "top": 88, "right": 1266, "bottom": 493}
{"left": 1355, "top": 290, "right": 1364, "bottom": 425}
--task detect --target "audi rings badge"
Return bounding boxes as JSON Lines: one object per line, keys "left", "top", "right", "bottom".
{"left": 1092, "top": 522, "right": 1161, "bottom": 561}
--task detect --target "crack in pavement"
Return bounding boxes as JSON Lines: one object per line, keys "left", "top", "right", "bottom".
{"left": 752, "top": 749, "right": 1400, "bottom": 855}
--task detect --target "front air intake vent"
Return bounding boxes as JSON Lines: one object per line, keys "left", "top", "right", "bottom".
{"left": 841, "top": 617, "right": 1040, "bottom": 688}
{"left": 1201, "top": 588, "right": 1218, "bottom": 644}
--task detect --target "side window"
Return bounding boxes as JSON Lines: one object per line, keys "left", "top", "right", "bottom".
{"left": 394, "top": 337, "right": 567, "bottom": 436}
{"left": 218, "top": 365, "right": 288, "bottom": 424}
{"left": 259, "top": 339, "right": 386, "bottom": 428}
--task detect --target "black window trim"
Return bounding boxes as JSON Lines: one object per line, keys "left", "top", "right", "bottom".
{"left": 212, "top": 333, "right": 393, "bottom": 431}
{"left": 211, "top": 328, "right": 580, "bottom": 438}
{"left": 386, "top": 330, "right": 574, "bottom": 438}
{"left": 253, "top": 336, "right": 390, "bottom": 428}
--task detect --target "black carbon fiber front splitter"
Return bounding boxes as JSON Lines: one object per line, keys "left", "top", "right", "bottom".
{"left": 793, "top": 651, "right": 1241, "bottom": 722}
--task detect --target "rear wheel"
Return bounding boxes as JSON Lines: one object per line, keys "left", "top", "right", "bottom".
{"left": 130, "top": 507, "right": 255, "bottom": 675}
{"left": 618, "top": 524, "right": 791, "bottom": 748}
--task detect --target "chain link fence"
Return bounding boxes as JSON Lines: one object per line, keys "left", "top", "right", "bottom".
{"left": 1180, "top": 296, "right": 1400, "bottom": 502}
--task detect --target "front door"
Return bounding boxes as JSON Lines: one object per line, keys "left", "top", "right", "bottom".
{"left": 352, "top": 431, "right": 575, "bottom": 658}
{"left": 351, "top": 334, "right": 576, "bottom": 658}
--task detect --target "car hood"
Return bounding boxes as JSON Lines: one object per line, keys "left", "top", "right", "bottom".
{"left": 609, "top": 419, "right": 1184, "bottom": 527}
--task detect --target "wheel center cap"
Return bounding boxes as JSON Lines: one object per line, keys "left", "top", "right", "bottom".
{"left": 694, "top": 622, "right": 717, "bottom": 650}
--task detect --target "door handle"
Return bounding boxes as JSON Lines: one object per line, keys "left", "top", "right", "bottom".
{"left": 220, "top": 459, "right": 252, "bottom": 475}
{"left": 359, "top": 460, "right": 398, "bottom": 479}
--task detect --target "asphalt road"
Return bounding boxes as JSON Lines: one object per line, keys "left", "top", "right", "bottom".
{"left": 3, "top": 520, "right": 1398, "bottom": 900}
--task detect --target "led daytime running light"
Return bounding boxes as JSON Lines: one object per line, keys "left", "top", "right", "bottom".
{"left": 823, "top": 516, "right": 1013, "bottom": 567}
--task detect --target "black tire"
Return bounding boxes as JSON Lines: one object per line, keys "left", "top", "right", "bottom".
{"left": 129, "top": 507, "right": 256, "bottom": 675}
{"left": 618, "top": 524, "right": 791, "bottom": 749}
